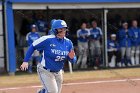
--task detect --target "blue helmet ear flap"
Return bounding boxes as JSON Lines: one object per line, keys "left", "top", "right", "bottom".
{"left": 53, "top": 29, "right": 58, "bottom": 35}
{"left": 50, "top": 19, "right": 57, "bottom": 26}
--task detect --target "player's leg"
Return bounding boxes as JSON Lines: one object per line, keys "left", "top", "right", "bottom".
{"left": 95, "top": 40, "right": 101, "bottom": 67}
{"left": 135, "top": 46, "right": 140, "bottom": 65}
{"left": 89, "top": 41, "right": 95, "bottom": 67}
{"left": 131, "top": 46, "right": 135, "bottom": 65}
{"left": 81, "top": 42, "right": 88, "bottom": 69}
{"left": 125, "top": 47, "right": 132, "bottom": 66}
{"left": 37, "top": 63, "right": 58, "bottom": 93}
{"left": 115, "top": 50, "right": 121, "bottom": 67}
{"left": 108, "top": 51, "right": 114, "bottom": 67}
{"left": 54, "top": 70, "right": 63, "bottom": 93}
{"left": 73, "top": 42, "right": 83, "bottom": 69}
{"left": 120, "top": 47, "right": 126, "bottom": 67}
{"left": 37, "top": 64, "right": 47, "bottom": 93}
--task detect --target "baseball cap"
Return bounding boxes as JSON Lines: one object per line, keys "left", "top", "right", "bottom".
{"left": 111, "top": 34, "right": 116, "bottom": 37}
{"left": 122, "top": 22, "right": 128, "bottom": 26}
{"left": 31, "top": 24, "right": 36, "bottom": 28}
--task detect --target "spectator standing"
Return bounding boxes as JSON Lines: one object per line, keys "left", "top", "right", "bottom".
{"left": 74, "top": 22, "right": 90, "bottom": 69}
{"left": 89, "top": 20, "right": 103, "bottom": 69}
{"left": 130, "top": 20, "right": 140, "bottom": 66}
{"left": 117, "top": 22, "right": 132, "bottom": 67}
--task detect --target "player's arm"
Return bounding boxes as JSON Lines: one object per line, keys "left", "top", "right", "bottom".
{"left": 68, "top": 50, "right": 77, "bottom": 63}
{"left": 67, "top": 40, "right": 77, "bottom": 63}
{"left": 77, "top": 29, "right": 82, "bottom": 38}
{"left": 26, "top": 32, "right": 32, "bottom": 46}
{"left": 86, "top": 29, "right": 90, "bottom": 37}
{"left": 89, "top": 29, "right": 94, "bottom": 40}
{"left": 20, "top": 44, "right": 35, "bottom": 71}
{"left": 21, "top": 33, "right": 34, "bottom": 71}
{"left": 97, "top": 27, "right": 102, "bottom": 40}
{"left": 20, "top": 36, "right": 47, "bottom": 71}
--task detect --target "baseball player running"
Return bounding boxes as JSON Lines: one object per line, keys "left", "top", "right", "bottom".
{"left": 20, "top": 19, "right": 77, "bottom": 93}
{"left": 75, "top": 22, "right": 89, "bottom": 69}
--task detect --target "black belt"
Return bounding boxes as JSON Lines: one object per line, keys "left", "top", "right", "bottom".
{"left": 43, "top": 67, "right": 59, "bottom": 73}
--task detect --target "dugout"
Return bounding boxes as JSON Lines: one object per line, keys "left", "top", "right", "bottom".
{"left": 3, "top": 0, "right": 140, "bottom": 74}
{"left": 13, "top": 9, "right": 103, "bottom": 72}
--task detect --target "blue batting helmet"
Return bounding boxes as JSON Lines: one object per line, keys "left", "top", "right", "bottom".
{"left": 50, "top": 19, "right": 57, "bottom": 26}
{"left": 52, "top": 19, "right": 67, "bottom": 35}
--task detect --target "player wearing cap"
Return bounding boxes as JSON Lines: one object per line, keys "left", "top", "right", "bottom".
{"left": 107, "top": 34, "right": 121, "bottom": 67}
{"left": 117, "top": 22, "right": 132, "bottom": 67}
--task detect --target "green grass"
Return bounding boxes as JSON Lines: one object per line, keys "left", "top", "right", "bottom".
{"left": 0, "top": 68, "right": 140, "bottom": 87}
{"left": 64, "top": 68, "right": 140, "bottom": 81}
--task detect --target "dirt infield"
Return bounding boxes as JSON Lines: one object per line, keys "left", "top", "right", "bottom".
{"left": 0, "top": 68, "right": 140, "bottom": 93}
{"left": 62, "top": 79, "right": 140, "bottom": 93}
{"left": 0, "top": 78, "right": 140, "bottom": 93}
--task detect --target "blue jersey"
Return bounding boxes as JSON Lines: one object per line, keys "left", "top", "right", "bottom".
{"left": 24, "top": 35, "right": 77, "bottom": 72}
{"left": 107, "top": 39, "right": 119, "bottom": 51}
{"left": 89, "top": 27, "right": 102, "bottom": 40}
{"left": 77, "top": 29, "right": 89, "bottom": 42}
{"left": 129, "top": 27, "right": 140, "bottom": 46}
{"left": 35, "top": 19, "right": 47, "bottom": 32}
{"left": 117, "top": 29, "right": 132, "bottom": 47}
{"left": 26, "top": 32, "right": 40, "bottom": 46}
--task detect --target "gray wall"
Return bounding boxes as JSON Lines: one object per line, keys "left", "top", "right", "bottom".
{"left": 0, "top": 10, "right": 4, "bottom": 72}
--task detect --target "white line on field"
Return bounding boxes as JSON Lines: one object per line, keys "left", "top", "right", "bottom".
{"left": 63, "top": 78, "right": 140, "bottom": 86}
{"left": 0, "top": 78, "right": 139, "bottom": 91}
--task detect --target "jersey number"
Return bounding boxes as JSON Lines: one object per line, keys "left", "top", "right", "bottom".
{"left": 55, "top": 56, "right": 65, "bottom": 61}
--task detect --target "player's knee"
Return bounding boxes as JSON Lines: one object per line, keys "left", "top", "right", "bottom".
{"left": 131, "top": 52, "right": 135, "bottom": 56}
{"left": 47, "top": 86, "right": 58, "bottom": 93}
{"left": 131, "top": 50, "right": 135, "bottom": 54}
{"left": 48, "top": 89, "right": 58, "bottom": 93}
{"left": 136, "top": 51, "right": 140, "bottom": 55}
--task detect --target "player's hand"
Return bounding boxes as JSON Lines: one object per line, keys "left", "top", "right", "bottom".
{"left": 68, "top": 50, "right": 75, "bottom": 59}
{"left": 20, "top": 62, "right": 29, "bottom": 71}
